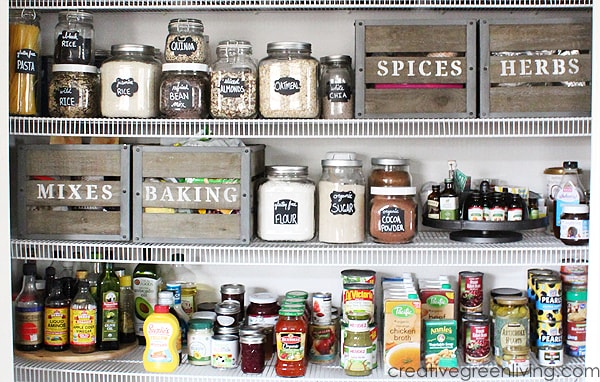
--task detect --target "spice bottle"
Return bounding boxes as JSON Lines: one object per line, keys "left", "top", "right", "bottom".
{"left": 240, "top": 333, "right": 266, "bottom": 374}
{"left": 159, "top": 62, "right": 209, "bottom": 118}
{"left": 439, "top": 178, "right": 459, "bottom": 220}
{"left": 489, "top": 193, "right": 506, "bottom": 221}
{"left": 258, "top": 41, "right": 320, "bottom": 118}
{"left": 319, "top": 54, "right": 354, "bottom": 119}
{"left": 466, "top": 191, "right": 484, "bottom": 221}
{"left": 54, "top": 10, "right": 94, "bottom": 65}
{"left": 507, "top": 194, "right": 524, "bottom": 221}
{"left": 9, "top": 9, "right": 41, "bottom": 116}
{"left": 14, "top": 262, "right": 44, "bottom": 351}
{"left": 427, "top": 184, "right": 441, "bottom": 219}
{"left": 343, "top": 312, "right": 373, "bottom": 376}
{"left": 70, "top": 280, "right": 97, "bottom": 354}
{"left": 257, "top": 165, "right": 316, "bottom": 242}
{"left": 210, "top": 39, "right": 258, "bottom": 119}
{"left": 318, "top": 152, "right": 365, "bottom": 243}
{"left": 369, "top": 186, "right": 418, "bottom": 244}
{"left": 164, "top": 18, "right": 207, "bottom": 63}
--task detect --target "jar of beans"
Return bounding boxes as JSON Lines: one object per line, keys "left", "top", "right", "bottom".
{"left": 210, "top": 40, "right": 258, "bottom": 119}
{"left": 159, "top": 62, "right": 209, "bottom": 118}
{"left": 164, "top": 18, "right": 207, "bottom": 64}
{"left": 258, "top": 41, "right": 319, "bottom": 118}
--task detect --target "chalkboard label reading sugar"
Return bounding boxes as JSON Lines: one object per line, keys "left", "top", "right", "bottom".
{"left": 219, "top": 77, "right": 245, "bottom": 98}
{"left": 326, "top": 82, "right": 351, "bottom": 102}
{"left": 274, "top": 76, "right": 301, "bottom": 96}
{"left": 330, "top": 191, "right": 356, "bottom": 215}
{"left": 273, "top": 199, "right": 298, "bottom": 225}
{"left": 111, "top": 77, "right": 138, "bottom": 97}
{"left": 378, "top": 206, "right": 405, "bottom": 232}
{"left": 16, "top": 49, "right": 38, "bottom": 74}
{"left": 57, "top": 87, "right": 80, "bottom": 107}
{"left": 166, "top": 80, "right": 193, "bottom": 110}
{"left": 169, "top": 36, "right": 198, "bottom": 57}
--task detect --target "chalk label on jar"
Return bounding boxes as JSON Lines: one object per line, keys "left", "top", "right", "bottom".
{"left": 169, "top": 36, "right": 197, "bottom": 57}
{"left": 378, "top": 206, "right": 405, "bottom": 233}
{"left": 111, "top": 77, "right": 138, "bottom": 97}
{"left": 219, "top": 77, "right": 245, "bottom": 98}
{"left": 167, "top": 80, "right": 193, "bottom": 110}
{"left": 56, "top": 87, "right": 80, "bottom": 107}
{"left": 16, "top": 49, "right": 38, "bottom": 74}
{"left": 326, "top": 82, "right": 351, "bottom": 102}
{"left": 274, "top": 76, "right": 301, "bottom": 96}
{"left": 329, "top": 191, "right": 356, "bottom": 215}
{"left": 273, "top": 199, "right": 298, "bottom": 225}
{"left": 57, "top": 30, "right": 84, "bottom": 51}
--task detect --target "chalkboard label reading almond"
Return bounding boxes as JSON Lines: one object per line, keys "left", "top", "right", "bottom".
{"left": 220, "top": 77, "right": 245, "bottom": 98}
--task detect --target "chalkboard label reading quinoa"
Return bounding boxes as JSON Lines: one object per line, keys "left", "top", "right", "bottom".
{"left": 57, "top": 87, "right": 80, "bottom": 107}
{"left": 111, "top": 77, "right": 138, "bottom": 97}
{"left": 166, "top": 80, "right": 193, "bottom": 110}
{"left": 378, "top": 206, "right": 405, "bottom": 232}
{"left": 16, "top": 49, "right": 38, "bottom": 74}
{"left": 273, "top": 199, "right": 299, "bottom": 225}
{"left": 274, "top": 76, "right": 301, "bottom": 96}
{"left": 330, "top": 191, "right": 356, "bottom": 215}
{"left": 220, "top": 77, "right": 245, "bottom": 98}
{"left": 169, "top": 36, "right": 198, "bottom": 57}
{"left": 327, "top": 82, "right": 351, "bottom": 102}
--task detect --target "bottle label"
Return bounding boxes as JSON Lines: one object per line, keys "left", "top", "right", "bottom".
{"left": 439, "top": 196, "right": 458, "bottom": 220}
{"left": 169, "top": 36, "right": 198, "bottom": 57}
{"left": 326, "top": 82, "right": 351, "bottom": 102}
{"left": 15, "top": 49, "right": 38, "bottom": 74}
{"left": 507, "top": 208, "right": 523, "bottom": 221}
{"left": 15, "top": 306, "right": 43, "bottom": 345}
{"left": 343, "top": 345, "right": 373, "bottom": 372}
{"left": 101, "top": 290, "right": 119, "bottom": 342}
{"left": 166, "top": 80, "right": 193, "bottom": 110}
{"left": 529, "top": 208, "right": 539, "bottom": 220}
{"left": 274, "top": 76, "right": 301, "bottom": 96}
{"left": 377, "top": 206, "right": 405, "bottom": 233}
{"left": 219, "top": 77, "right": 245, "bottom": 98}
{"left": 70, "top": 308, "right": 96, "bottom": 346}
{"left": 554, "top": 182, "right": 582, "bottom": 226}
{"left": 467, "top": 206, "right": 484, "bottom": 221}
{"left": 248, "top": 313, "right": 279, "bottom": 326}
{"left": 145, "top": 322, "right": 176, "bottom": 363}
{"left": 427, "top": 199, "right": 440, "bottom": 219}
{"left": 44, "top": 306, "right": 69, "bottom": 346}
{"left": 133, "top": 276, "right": 161, "bottom": 337}
{"left": 273, "top": 199, "right": 299, "bottom": 225}
{"left": 181, "top": 295, "right": 195, "bottom": 319}
{"left": 111, "top": 77, "right": 139, "bottom": 97}
{"left": 560, "top": 219, "right": 589, "bottom": 241}
{"left": 329, "top": 191, "right": 356, "bottom": 216}
{"left": 276, "top": 332, "right": 306, "bottom": 362}
{"left": 188, "top": 330, "right": 212, "bottom": 363}
{"left": 490, "top": 206, "right": 505, "bottom": 221}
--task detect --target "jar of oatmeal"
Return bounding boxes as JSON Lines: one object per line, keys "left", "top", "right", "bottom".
{"left": 258, "top": 41, "right": 319, "bottom": 118}
{"left": 210, "top": 40, "right": 257, "bottom": 119}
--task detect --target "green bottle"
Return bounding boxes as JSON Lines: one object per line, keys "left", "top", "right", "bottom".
{"left": 133, "top": 252, "right": 162, "bottom": 345}
{"left": 97, "top": 262, "right": 120, "bottom": 351}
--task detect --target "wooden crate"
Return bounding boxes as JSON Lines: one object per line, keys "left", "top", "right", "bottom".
{"left": 17, "top": 144, "right": 131, "bottom": 241}
{"left": 479, "top": 17, "right": 592, "bottom": 118}
{"left": 132, "top": 144, "right": 265, "bottom": 244}
{"left": 355, "top": 19, "right": 477, "bottom": 118}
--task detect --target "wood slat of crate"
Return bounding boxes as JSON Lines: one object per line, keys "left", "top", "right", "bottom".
{"left": 132, "top": 144, "right": 265, "bottom": 244}
{"left": 355, "top": 19, "right": 477, "bottom": 118}
{"left": 17, "top": 144, "right": 131, "bottom": 241}
{"left": 479, "top": 17, "right": 592, "bottom": 118}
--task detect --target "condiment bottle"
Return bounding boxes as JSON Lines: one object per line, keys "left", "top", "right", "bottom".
{"left": 426, "top": 184, "right": 441, "bottom": 219}
{"left": 489, "top": 193, "right": 506, "bottom": 221}
{"left": 118, "top": 275, "right": 136, "bottom": 343}
{"left": 507, "top": 194, "right": 524, "bottom": 221}
{"left": 164, "top": 18, "right": 207, "bottom": 64}
{"left": 439, "top": 178, "right": 459, "bottom": 220}
{"left": 70, "top": 280, "right": 97, "bottom": 353}
{"left": 343, "top": 312, "right": 373, "bottom": 376}
{"left": 97, "top": 262, "right": 120, "bottom": 350}
{"left": 369, "top": 186, "right": 418, "bottom": 244}
{"left": 466, "top": 191, "right": 484, "bottom": 221}
{"left": 319, "top": 54, "right": 354, "bottom": 119}
{"left": 44, "top": 279, "right": 70, "bottom": 351}
{"left": 210, "top": 39, "right": 258, "bottom": 119}
{"left": 552, "top": 161, "right": 586, "bottom": 238}
{"left": 275, "top": 308, "right": 307, "bottom": 377}
{"left": 14, "top": 262, "right": 44, "bottom": 351}
{"left": 143, "top": 299, "right": 181, "bottom": 373}
{"left": 54, "top": 10, "right": 94, "bottom": 65}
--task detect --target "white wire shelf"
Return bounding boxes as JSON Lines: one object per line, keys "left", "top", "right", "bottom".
{"left": 9, "top": 116, "right": 591, "bottom": 139}
{"left": 13, "top": 344, "right": 588, "bottom": 382}
{"left": 11, "top": 231, "right": 588, "bottom": 266}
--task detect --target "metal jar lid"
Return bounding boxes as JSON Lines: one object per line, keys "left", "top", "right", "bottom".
{"left": 320, "top": 54, "right": 352, "bottom": 65}
{"left": 266, "top": 165, "right": 308, "bottom": 177}
{"left": 215, "top": 300, "right": 241, "bottom": 314}
{"left": 220, "top": 283, "right": 245, "bottom": 295}
{"left": 239, "top": 333, "right": 265, "bottom": 344}
{"left": 491, "top": 287, "right": 523, "bottom": 298}
{"left": 110, "top": 43, "right": 155, "bottom": 56}
{"left": 370, "top": 186, "right": 416, "bottom": 196}
{"left": 267, "top": 41, "right": 311, "bottom": 54}
{"left": 249, "top": 292, "right": 278, "bottom": 304}
{"left": 162, "top": 62, "right": 208, "bottom": 73}
{"left": 371, "top": 157, "right": 410, "bottom": 166}
{"left": 52, "top": 64, "right": 98, "bottom": 74}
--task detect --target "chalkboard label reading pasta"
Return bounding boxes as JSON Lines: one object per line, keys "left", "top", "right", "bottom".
{"left": 274, "top": 76, "right": 301, "bottom": 96}
{"left": 326, "top": 82, "right": 351, "bottom": 103}
{"left": 56, "top": 87, "right": 80, "bottom": 107}
{"left": 111, "top": 77, "right": 138, "bottom": 97}
{"left": 169, "top": 36, "right": 198, "bottom": 57}
{"left": 166, "top": 80, "right": 193, "bottom": 110}
{"left": 378, "top": 206, "right": 405, "bottom": 232}
{"left": 329, "top": 191, "right": 356, "bottom": 215}
{"left": 16, "top": 49, "right": 38, "bottom": 74}
{"left": 220, "top": 77, "right": 245, "bottom": 98}
{"left": 273, "top": 199, "right": 299, "bottom": 225}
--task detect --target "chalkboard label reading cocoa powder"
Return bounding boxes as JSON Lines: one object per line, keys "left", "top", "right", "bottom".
{"left": 329, "top": 191, "right": 356, "bottom": 215}
{"left": 378, "top": 206, "right": 405, "bottom": 233}
{"left": 166, "top": 81, "right": 193, "bottom": 110}
{"left": 219, "top": 77, "right": 245, "bottom": 98}
{"left": 326, "top": 82, "right": 351, "bottom": 102}
{"left": 111, "top": 77, "right": 138, "bottom": 97}
{"left": 56, "top": 87, "right": 80, "bottom": 107}
{"left": 16, "top": 49, "right": 38, "bottom": 74}
{"left": 169, "top": 36, "right": 198, "bottom": 57}
{"left": 274, "top": 76, "right": 301, "bottom": 96}
{"left": 273, "top": 199, "right": 299, "bottom": 225}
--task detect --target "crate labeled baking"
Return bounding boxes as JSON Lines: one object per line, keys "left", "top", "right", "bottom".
{"left": 479, "top": 17, "right": 592, "bottom": 118}
{"left": 354, "top": 19, "right": 477, "bottom": 118}
{"left": 132, "top": 144, "right": 265, "bottom": 244}
{"left": 17, "top": 144, "right": 131, "bottom": 241}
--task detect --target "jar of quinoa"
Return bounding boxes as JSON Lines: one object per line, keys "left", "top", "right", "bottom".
{"left": 159, "top": 62, "right": 209, "bottom": 118}
{"left": 164, "top": 18, "right": 207, "bottom": 64}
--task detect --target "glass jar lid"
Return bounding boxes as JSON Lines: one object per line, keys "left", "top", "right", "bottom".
{"left": 370, "top": 186, "right": 416, "bottom": 196}
{"left": 220, "top": 283, "right": 245, "bottom": 294}
{"left": 321, "top": 152, "right": 362, "bottom": 167}
{"left": 168, "top": 18, "right": 204, "bottom": 33}
{"left": 266, "top": 165, "right": 308, "bottom": 177}
{"left": 249, "top": 292, "right": 278, "bottom": 304}
{"left": 110, "top": 44, "right": 155, "bottom": 56}
{"left": 52, "top": 64, "right": 98, "bottom": 74}
{"left": 58, "top": 10, "right": 93, "bottom": 24}
{"left": 162, "top": 62, "right": 208, "bottom": 73}
{"left": 320, "top": 54, "right": 352, "bottom": 65}
{"left": 267, "top": 41, "right": 311, "bottom": 54}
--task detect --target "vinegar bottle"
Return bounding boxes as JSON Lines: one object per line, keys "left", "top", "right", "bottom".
{"left": 70, "top": 280, "right": 97, "bottom": 353}
{"left": 118, "top": 275, "right": 137, "bottom": 343}
{"left": 14, "top": 262, "right": 44, "bottom": 351}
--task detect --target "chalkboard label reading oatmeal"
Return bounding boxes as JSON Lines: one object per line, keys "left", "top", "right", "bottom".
{"left": 378, "top": 206, "right": 405, "bottom": 232}
{"left": 274, "top": 76, "right": 301, "bottom": 96}
{"left": 166, "top": 80, "right": 193, "bottom": 110}
{"left": 57, "top": 87, "right": 80, "bottom": 107}
{"left": 273, "top": 199, "right": 299, "bottom": 225}
{"left": 16, "top": 49, "right": 38, "bottom": 74}
{"left": 111, "top": 77, "right": 139, "bottom": 97}
{"left": 330, "top": 191, "right": 356, "bottom": 215}
{"left": 219, "top": 77, "right": 246, "bottom": 98}
{"left": 327, "top": 82, "right": 351, "bottom": 103}
{"left": 170, "top": 36, "right": 198, "bottom": 57}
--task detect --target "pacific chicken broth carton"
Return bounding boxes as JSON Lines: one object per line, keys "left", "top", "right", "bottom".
{"left": 383, "top": 290, "right": 422, "bottom": 373}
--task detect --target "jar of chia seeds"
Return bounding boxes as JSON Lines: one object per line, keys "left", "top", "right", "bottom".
{"left": 159, "top": 62, "right": 209, "bottom": 118}
{"left": 48, "top": 64, "right": 99, "bottom": 118}
{"left": 164, "top": 18, "right": 207, "bottom": 64}
{"left": 258, "top": 41, "right": 319, "bottom": 118}
{"left": 210, "top": 39, "right": 258, "bottom": 119}
{"left": 319, "top": 54, "right": 354, "bottom": 119}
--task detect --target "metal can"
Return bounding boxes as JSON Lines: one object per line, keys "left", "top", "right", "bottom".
{"left": 537, "top": 345, "right": 564, "bottom": 367}
{"left": 560, "top": 263, "right": 588, "bottom": 286}
{"left": 565, "top": 287, "right": 587, "bottom": 357}
{"left": 210, "top": 334, "right": 239, "bottom": 369}
{"left": 308, "top": 319, "right": 337, "bottom": 364}
{"left": 341, "top": 269, "right": 376, "bottom": 285}
{"left": 463, "top": 313, "right": 491, "bottom": 365}
{"left": 342, "top": 283, "right": 375, "bottom": 323}
{"left": 187, "top": 318, "right": 213, "bottom": 366}
{"left": 527, "top": 268, "right": 556, "bottom": 301}
{"left": 459, "top": 271, "right": 484, "bottom": 313}
{"left": 534, "top": 275, "right": 562, "bottom": 322}
{"left": 536, "top": 320, "right": 562, "bottom": 348}
{"left": 311, "top": 292, "right": 332, "bottom": 324}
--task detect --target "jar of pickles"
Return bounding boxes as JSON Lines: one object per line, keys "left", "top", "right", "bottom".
{"left": 493, "top": 296, "right": 529, "bottom": 367}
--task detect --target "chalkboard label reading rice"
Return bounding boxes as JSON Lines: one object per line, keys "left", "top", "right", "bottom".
{"left": 111, "top": 77, "right": 138, "bottom": 97}
{"left": 330, "top": 191, "right": 356, "bottom": 215}
{"left": 57, "top": 87, "right": 80, "bottom": 107}
{"left": 274, "top": 76, "right": 301, "bottom": 96}
{"left": 220, "top": 77, "right": 245, "bottom": 98}
{"left": 273, "top": 199, "right": 299, "bottom": 225}
{"left": 56, "top": 31, "right": 90, "bottom": 63}
{"left": 166, "top": 81, "right": 193, "bottom": 110}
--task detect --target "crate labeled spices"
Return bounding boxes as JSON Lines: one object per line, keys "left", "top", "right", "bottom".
{"left": 132, "top": 144, "right": 265, "bottom": 244}
{"left": 354, "top": 19, "right": 477, "bottom": 118}
{"left": 17, "top": 144, "right": 131, "bottom": 241}
{"left": 479, "top": 17, "right": 592, "bottom": 117}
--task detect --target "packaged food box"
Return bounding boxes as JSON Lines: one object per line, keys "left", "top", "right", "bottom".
{"left": 424, "top": 319, "right": 458, "bottom": 370}
{"left": 383, "top": 293, "right": 421, "bottom": 373}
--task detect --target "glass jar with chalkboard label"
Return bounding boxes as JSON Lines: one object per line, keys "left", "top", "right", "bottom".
{"left": 164, "top": 18, "right": 207, "bottom": 64}
{"left": 54, "top": 10, "right": 94, "bottom": 65}
{"left": 48, "top": 64, "right": 100, "bottom": 118}
{"left": 319, "top": 55, "right": 354, "bottom": 119}
{"left": 159, "top": 63, "right": 209, "bottom": 119}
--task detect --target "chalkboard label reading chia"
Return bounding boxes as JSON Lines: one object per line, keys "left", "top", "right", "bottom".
{"left": 220, "top": 77, "right": 246, "bottom": 98}
{"left": 16, "top": 49, "right": 38, "bottom": 74}
{"left": 273, "top": 199, "right": 299, "bottom": 225}
{"left": 170, "top": 36, "right": 198, "bottom": 57}
{"left": 378, "top": 206, "right": 405, "bottom": 232}
{"left": 111, "top": 77, "right": 138, "bottom": 97}
{"left": 56, "top": 87, "right": 80, "bottom": 107}
{"left": 166, "top": 80, "right": 193, "bottom": 110}
{"left": 274, "top": 76, "right": 301, "bottom": 96}
{"left": 326, "top": 82, "right": 351, "bottom": 103}
{"left": 330, "top": 191, "right": 356, "bottom": 215}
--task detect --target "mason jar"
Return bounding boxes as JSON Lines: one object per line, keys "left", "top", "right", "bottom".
{"left": 48, "top": 64, "right": 100, "bottom": 118}
{"left": 159, "top": 62, "right": 209, "bottom": 118}
{"left": 100, "top": 44, "right": 162, "bottom": 118}
{"left": 54, "top": 10, "right": 94, "bottom": 65}
{"left": 318, "top": 152, "right": 365, "bottom": 243}
{"left": 210, "top": 40, "right": 258, "bottom": 119}
{"left": 319, "top": 54, "right": 354, "bottom": 119}
{"left": 258, "top": 41, "right": 319, "bottom": 118}
{"left": 164, "top": 18, "right": 207, "bottom": 64}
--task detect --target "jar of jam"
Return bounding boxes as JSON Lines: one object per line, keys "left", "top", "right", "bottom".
{"left": 214, "top": 300, "right": 241, "bottom": 328}
{"left": 368, "top": 157, "right": 412, "bottom": 188}
{"left": 369, "top": 186, "right": 417, "bottom": 244}
{"left": 247, "top": 292, "right": 280, "bottom": 327}
{"left": 275, "top": 308, "right": 307, "bottom": 377}
{"left": 240, "top": 333, "right": 266, "bottom": 374}
{"left": 164, "top": 18, "right": 207, "bottom": 63}
{"left": 559, "top": 204, "right": 589, "bottom": 245}
{"left": 220, "top": 283, "right": 245, "bottom": 321}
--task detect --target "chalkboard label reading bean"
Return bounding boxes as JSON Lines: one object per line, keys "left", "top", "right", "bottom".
{"left": 169, "top": 36, "right": 198, "bottom": 57}
{"left": 327, "top": 82, "right": 351, "bottom": 103}
{"left": 16, "top": 49, "right": 38, "bottom": 74}
{"left": 220, "top": 77, "right": 245, "bottom": 98}
{"left": 330, "top": 191, "right": 356, "bottom": 215}
{"left": 274, "top": 77, "right": 301, "bottom": 96}
{"left": 273, "top": 199, "right": 299, "bottom": 225}
{"left": 111, "top": 77, "right": 138, "bottom": 97}
{"left": 166, "top": 80, "right": 193, "bottom": 110}
{"left": 56, "top": 87, "right": 80, "bottom": 107}
{"left": 378, "top": 206, "right": 405, "bottom": 232}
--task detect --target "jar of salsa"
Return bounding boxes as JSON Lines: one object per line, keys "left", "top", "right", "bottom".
{"left": 275, "top": 308, "right": 307, "bottom": 377}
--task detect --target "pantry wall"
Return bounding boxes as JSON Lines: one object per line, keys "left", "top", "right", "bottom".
{"left": 4, "top": 2, "right": 600, "bottom": 382}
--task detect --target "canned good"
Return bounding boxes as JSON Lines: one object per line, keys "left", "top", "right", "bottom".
{"left": 308, "top": 320, "right": 337, "bottom": 364}
{"left": 527, "top": 268, "right": 556, "bottom": 301}
{"left": 537, "top": 345, "right": 564, "bottom": 367}
{"left": 462, "top": 313, "right": 491, "bottom": 365}
{"left": 459, "top": 271, "right": 484, "bottom": 313}
{"left": 534, "top": 275, "right": 562, "bottom": 322}
{"left": 311, "top": 292, "right": 332, "bottom": 324}
{"left": 536, "top": 320, "right": 562, "bottom": 348}
{"left": 560, "top": 263, "right": 588, "bottom": 286}
{"left": 342, "top": 283, "right": 375, "bottom": 322}
{"left": 210, "top": 334, "right": 239, "bottom": 368}
{"left": 187, "top": 318, "right": 213, "bottom": 366}
{"left": 565, "top": 288, "right": 587, "bottom": 357}
{"left": 341, "top": 269, "right": 376, "bottom": 285}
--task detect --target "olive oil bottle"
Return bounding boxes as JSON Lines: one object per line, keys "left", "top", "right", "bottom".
{"left": 97, "top": 262, "right": 120, "bottom": 350}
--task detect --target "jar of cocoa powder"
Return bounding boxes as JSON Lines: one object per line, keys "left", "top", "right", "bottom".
{"left": 369, "top": 186, "right": 417, "bottom": 243}
{"left": 369, "top": 157, "right": 412, "bottom": 187}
